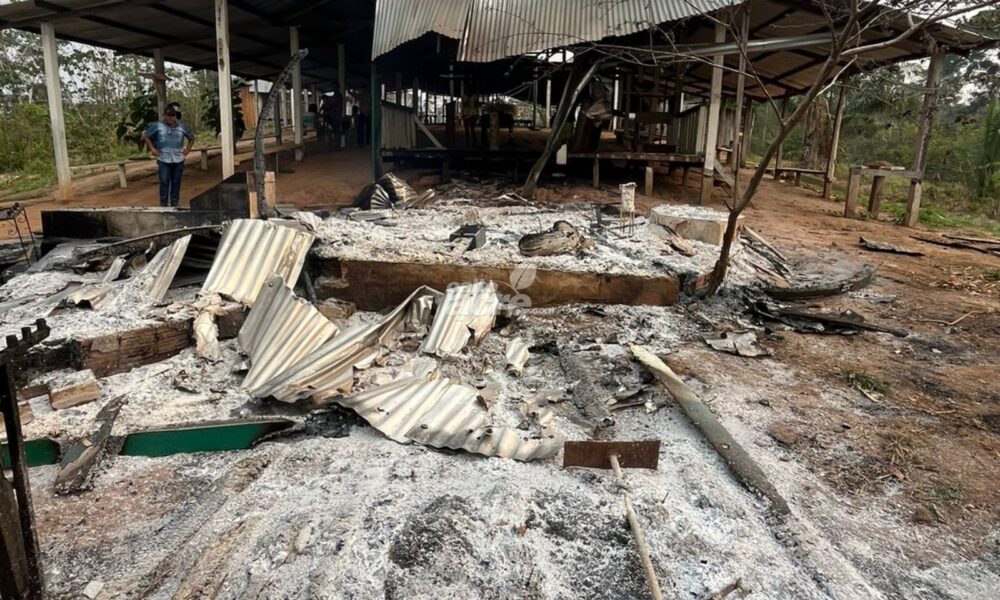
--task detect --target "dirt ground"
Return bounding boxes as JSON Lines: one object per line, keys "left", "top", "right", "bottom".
{"left": 5, "top": 149, "right": 1000, "bottom": 599}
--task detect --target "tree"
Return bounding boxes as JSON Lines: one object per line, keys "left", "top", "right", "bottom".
{"left": 701, "top": 0, "right": 996, "bottom": 294}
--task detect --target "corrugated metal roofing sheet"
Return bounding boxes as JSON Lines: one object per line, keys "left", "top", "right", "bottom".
{"left": 239, "top": 275, "right": 340, "bottom": 392}
{"left": 420, "top": 281, "right": 499, "bottom": 356}
{"left": 201, "top": 219, "right": 315, "bottom": 305}
{"left": 142, "top": 234, "right": 191, "bottom": 302}
{"left": 248, "top": 286, "right": 442, "bottom": 403}
{"left": 374, "top": 0, "right": 736, "bottom": 62}
{"left": 336, "top": 375, "right": 562, "bottom": 461}
{"left": 408, "top": 423, "right": 562, "bottom": 461}
{"left": 339, "top": 376, "right": 485, "bottom": 444}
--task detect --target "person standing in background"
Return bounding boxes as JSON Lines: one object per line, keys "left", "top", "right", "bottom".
{"left": 142, "top": 106, "right": 195, "bottom": 207}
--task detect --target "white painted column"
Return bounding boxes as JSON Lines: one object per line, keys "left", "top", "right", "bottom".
{"left": 153, "top": 48, "right": 167, "bottom": 117}
{"left": 290, "top": 26, "right": 303, "bottom": 161}
{"left": 215, "top": 0, "right": 235, "bottom": 178}
{"left": 40, "top": 23, "right": 72, "bottom": 200}
{"left": 700, "top": 22, "right": 725, "bottom": 205}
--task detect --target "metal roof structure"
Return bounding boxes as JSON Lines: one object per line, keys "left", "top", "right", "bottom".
{"left": 373, "top": 0, "right": 736, "bottom": 62}
{"left": 3, "top": 1, "right": 992, "bottom": 99}
{"left": 0, "top": 0, "right": 379, "bottom": 89}
{"left": 371, "top": 0, "right": 996, "bottom": 99}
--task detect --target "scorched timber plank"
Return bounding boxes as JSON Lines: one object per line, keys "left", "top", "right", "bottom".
{"left": 315, "top": 259, "right": 681, "bottom": 310}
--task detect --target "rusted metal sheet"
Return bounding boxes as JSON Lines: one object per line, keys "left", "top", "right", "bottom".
{"left": 201, "top": 219, "right": 314, "bottom": 305}
{"left": 563, "top": 440, "right": 661, "bottom": 470}
{"left": 142, "top": 234, "right": 192, "bottom": 302}
{"left": 239, "top": 275, "right": 340, "bottom": 392}
{"left": 420, "top": 281, "right": 498, "bottom": 356}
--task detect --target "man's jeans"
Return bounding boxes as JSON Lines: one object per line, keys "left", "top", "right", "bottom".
{"left": 157, "top": 161, "right": 184, "bottom": 207}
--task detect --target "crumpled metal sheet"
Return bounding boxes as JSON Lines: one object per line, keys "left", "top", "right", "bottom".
{"left": 408, "top": 424, "right": 562, "bottom": 462}
{"left": 421, "top": 281, "right": 498, "bottom": 356}
{"left": 201, "top": 219, "right": 315, "bottom": 305}
{"left": 248, "top": 286, "right": 442, "bottom": 403}
{"left": 142, "top": 234, "right": 192, "bottom": 302}
{"left": 338, "top": 376, "right": 484, "bottom": 444}
{"left": 64, "top": 257, "right": 126, "bottom": 309}
{"left": 335, "top": 375, "right": 562, "bottom": 461}
{"left": 239, "top": 274, "right": 340, "bottom": 391}
{"left": 703, "top": 331, "right": 772, "bottom": 357}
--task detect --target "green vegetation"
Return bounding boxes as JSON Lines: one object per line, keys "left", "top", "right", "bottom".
{"left": 847, "top": 371, "right": 891, "bottom": 396}
{"left": 0, "top": 30, "right": 231, "bottom": 198}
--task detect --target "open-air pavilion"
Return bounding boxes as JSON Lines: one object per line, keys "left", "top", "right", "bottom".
{"left": 0, "top": 0, "right": 995, "bottom": 227}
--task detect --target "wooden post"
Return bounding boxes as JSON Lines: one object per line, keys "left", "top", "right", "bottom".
{"left": 905, "top": 51, "right": 944, "bottom": 228}
{"left": 700, "top": 22, "right": 725, "bottom": 205}
{"left": 153, "top": 48, "right": 167, "bottom": 117}
{"left": 412, "top": 77, "right": 419, "bottom": 114}
{"left": 215, "top": 0, "right": 235, "bottom": 178}
{"left": 290, "top": 27, "right": 303, "bottom": 162}
{"left": 275, "top": 86, "right": 285, "bottom": 145}
{"left": 844, "top": 166, "right": 861, "bottom": 218}
{"left": 774, "top": 97, "right": 788, "bottom": 179}
{"left": 740, "top": 102, "right": 753, "bottom": 168}
{"left": 868, "top": 176, "right": 886, "bottom": 216}
{"left": 823, "top": 84, "right": 847, "bottom": 198}
{"left": 592, "top": 158, "right": 600, "bottom": 189}
{"left": 40, "top": 23, "right": 73, "bottom": 200}
{"left": 337, "top": 42, "right": 346, "bottom": 148}
{"left": 645, "top": 165, "right": 654, "bottom": 197}
{"left": 394, "top": 72, "right": 403, "bottom": 105}
{"left": 532, "top": 78, "right": 539, "bottom": 128}
{"left": 731, "top": 8, "right": 749, "bottom": 199}
{"left": 370, "top": 62, "right": 383, "bottom": 179}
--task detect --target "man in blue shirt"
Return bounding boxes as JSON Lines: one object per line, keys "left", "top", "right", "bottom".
{"left": 142, "top": 107, "right": 195, "bottom": 207}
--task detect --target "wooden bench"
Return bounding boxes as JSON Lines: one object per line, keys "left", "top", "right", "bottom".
{"left": 844, "top": 165, "right": 918, "bottom": 218}
{"left": 772, "top": 166, "right": 826, "bottom": 187}
{"left": 568, "top": 151, "right": 704, "bottom": 196}
{"left": 70, "top": 159, "right": 152, "bottom": 188}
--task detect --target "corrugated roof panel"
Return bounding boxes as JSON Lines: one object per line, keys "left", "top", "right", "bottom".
{"left": 239, "top": 275, "right": 340, "bottom": 392}
{"left": 420, "top": 281, "right": 499, "bottom": 356}
{"left": 373, "top": 0, "right": 471, "bottom": 60}
{"left": 407, "top": 424, "right": 563, "bottom": 461}
{"left": 338, "top": 376, "right": 485, "bottom": 444}
{"left": 335, "top": 375, "right": 562, "bottom": 461}
{"left": 201, "top": 219, "right": 315, "bottom": 305}
{"left": 374, "top": 0, "right": 737, "bottom": 62}
{"left": 142, "top": 234, "right": 192, "bottom": 302}
{"left": 249, "top": 286, "right": 442, "bottom": 403}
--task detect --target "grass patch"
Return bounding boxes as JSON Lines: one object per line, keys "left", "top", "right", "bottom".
{"left": 984, "top": 268, "right": 1000, "bottom": 282}
{"left": 848, "top": 371, "right": 891, "bottom": 395}
{"left": 929, "top": 485, "right": 965, "bottom": 506}
{"left": 881, "top": 200, "right": 1000, "bottom": 237}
